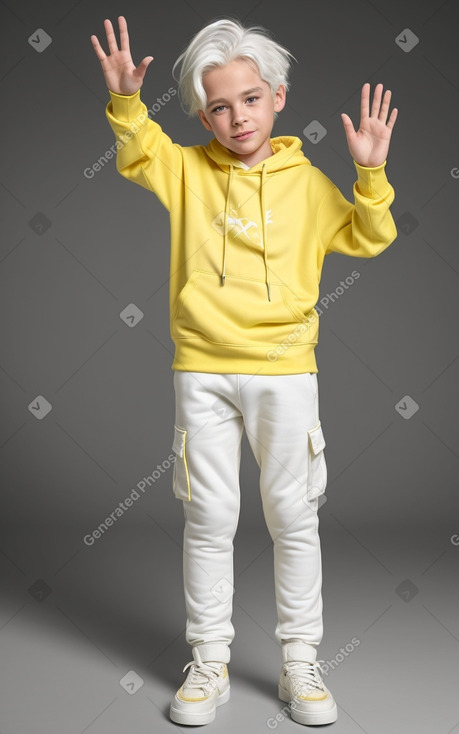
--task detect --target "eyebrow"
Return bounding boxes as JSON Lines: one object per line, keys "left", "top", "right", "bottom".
{"left": 206, "top": 87, "right": 264, "bottom": 109}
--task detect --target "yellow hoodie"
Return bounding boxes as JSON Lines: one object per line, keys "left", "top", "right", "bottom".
{"left": 105, "top": 90, "right": 397, "bottom": 375}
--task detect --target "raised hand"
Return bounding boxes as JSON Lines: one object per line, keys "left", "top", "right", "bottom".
{"left": 341, "top": 83, "right": 398, "bottom": 168}
{"left": 90, "top": 15, "right": 154, "bottom": 95}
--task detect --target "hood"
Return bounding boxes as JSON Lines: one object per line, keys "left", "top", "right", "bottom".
{"left": 204, "top": 136, "right": 310, "bottom": 300}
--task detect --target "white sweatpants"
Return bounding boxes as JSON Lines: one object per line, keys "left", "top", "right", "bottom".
{"left": 171, "top": 371, "right": 327, "bottom": 665}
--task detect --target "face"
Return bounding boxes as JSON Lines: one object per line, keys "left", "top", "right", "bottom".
{"left": 198, "top": 58, "right": 286, "bottom": 168}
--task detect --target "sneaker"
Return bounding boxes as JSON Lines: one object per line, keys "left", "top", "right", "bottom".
{"left": 169, "top": 646, "right": 230, "bottom": 726}
{"left": 279, "top": 643, "right": 337, "bottom": 726}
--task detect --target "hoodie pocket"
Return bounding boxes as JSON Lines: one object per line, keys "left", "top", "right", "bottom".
{"left": 172, "top": 270, "right": 316, "bottom": 346}
{"left": 306, "top": 421, "right": 327, "bottom": 501}
{"left": 172, "top": 425, "right": 191, "bottom": 501}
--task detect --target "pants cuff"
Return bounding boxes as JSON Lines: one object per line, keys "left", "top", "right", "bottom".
{"left": 193, "top": 642, "right": 231, "bottom": 664}
{"left": 281, "top": 639, "right": 317, "bottom": 663}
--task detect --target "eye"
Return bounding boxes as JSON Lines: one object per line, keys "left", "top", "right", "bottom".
{"left": 211, "top": 96, "right": 259, "bottom": 113}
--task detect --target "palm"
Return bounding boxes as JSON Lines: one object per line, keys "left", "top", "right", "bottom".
{"left": 100, "top": 48, "right": 138, "bottom": 95}
{"left": 341, "top": 83, "right": 398, "bottom": 167}
{"left": 91, "top": 16, "right": 153, "bottom": 96}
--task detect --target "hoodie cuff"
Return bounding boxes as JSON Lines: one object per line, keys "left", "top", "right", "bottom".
{"left": 353, "top": 160, "right": 390, "bottom": 198}
{"left": 108, "top": 89, "right": 145, "bottom": 122}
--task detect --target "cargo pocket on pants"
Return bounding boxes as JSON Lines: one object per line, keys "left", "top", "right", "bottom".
{"left": 306, "top": 421, "right": 327, "bottom": 501}
{"left": 172, "top": 425, "right": 191, "bottom": 501}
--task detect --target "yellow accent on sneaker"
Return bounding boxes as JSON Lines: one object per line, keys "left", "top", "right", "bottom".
{"left": 178, "top": 691, "right": 209, "bottom": 702}
{"left": 298, "top": 689, "right": 328, "bottom": 701}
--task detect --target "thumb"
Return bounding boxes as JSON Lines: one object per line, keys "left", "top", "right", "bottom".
{"left": 135, "top": 55, "right": 154, "bottom": 79}
{"left": 340, "top": 113, "right": 357, "bottom": 144}
{"left": 341, "top": 113, "right": 355, "bottom": 133}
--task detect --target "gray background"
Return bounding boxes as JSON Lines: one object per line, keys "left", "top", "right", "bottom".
{"left": 1, "top": 0, "right": 458, "bottom": 732}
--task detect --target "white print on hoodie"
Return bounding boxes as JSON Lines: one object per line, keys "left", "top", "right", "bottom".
{"left": 212, "top": 208, "right": 273, "bottom": 249}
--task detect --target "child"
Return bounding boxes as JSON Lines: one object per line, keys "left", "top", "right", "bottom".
{"left": 91, "top": 15, "right": 398, "bottom": 727}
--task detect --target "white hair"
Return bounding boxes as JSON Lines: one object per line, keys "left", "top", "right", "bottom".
{"left": 172, "top": 17, "right": 297, "bottom": 118}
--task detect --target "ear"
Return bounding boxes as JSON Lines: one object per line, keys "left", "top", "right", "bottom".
{"left": 198, "top": 109, "right": 213, "bottom": 131}
{"left": 273, "top": 84, "right": 286, "bottom": 114}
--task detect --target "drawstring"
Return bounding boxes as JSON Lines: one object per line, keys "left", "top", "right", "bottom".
{"left": 221, "top": 163, "right": 233, "bottom": 287}
{"left": 260, "top": 163, "right": 271, "bottom": 301}
{"left": 221, "top": 161, "right": 271, "bottom": 301}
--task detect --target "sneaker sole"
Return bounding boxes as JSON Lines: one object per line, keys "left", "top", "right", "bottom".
{"left": 170, "top": 685, "right": 230, "bottom": 726}
{"left": 279, "top": 685, "right": 338, "bottom": 725}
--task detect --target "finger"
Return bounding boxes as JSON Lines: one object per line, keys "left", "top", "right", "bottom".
{"left": 90, "top": 34, "right": 107, "bottom": 61}
{"left": 378, "top": 89, "right": 392, "bottom": 122}
{"left": 386, "top": 107, "right": 398, "bottom": 130}
{"left": 104, "top": 18, "right": 119, "bottom": 55}
{"left": 118, "top": 15, "right": 130, "bottom": 53}
{"left": 370, "top": 83, "right": 383, "bottom": 117}
{"left": 341, "top": 112, "right": 356, "bottom": 137}
{"left": 360, "top": 82, "right": 370, "bottom": 121}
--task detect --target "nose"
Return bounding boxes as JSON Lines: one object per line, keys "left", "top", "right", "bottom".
{"left": 232, "top": 104, "right": 248, "bottom": 125}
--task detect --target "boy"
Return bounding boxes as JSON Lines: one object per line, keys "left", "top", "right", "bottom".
{"left": 91, "top": 15, "right": 398, "bottom": 727}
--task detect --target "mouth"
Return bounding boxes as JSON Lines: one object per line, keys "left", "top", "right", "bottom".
{"left": 232, "top": 131, "right": 255, "bottom": 140}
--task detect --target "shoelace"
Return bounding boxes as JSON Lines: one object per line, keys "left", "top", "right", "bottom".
{"left": 283, "top": 659, "right": 326, "bottom": 695}
{"left": 181, "top": 659, "right": 224, "bottom": 693}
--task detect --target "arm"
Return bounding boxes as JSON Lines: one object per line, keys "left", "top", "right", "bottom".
{"left": 91, "top": 15, "right": 182, "bottom": 211}
{"left": 318, "top": 162, "right": 396, "bottom": 258}
{"left": 105, "top": 89, "right": 183, "bottom": 212}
